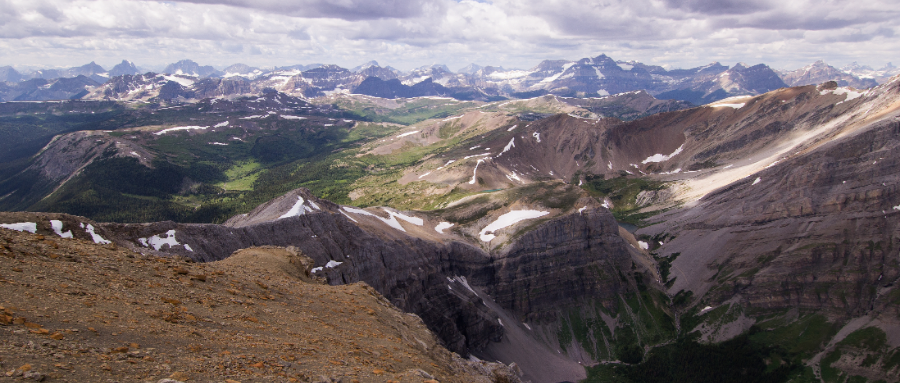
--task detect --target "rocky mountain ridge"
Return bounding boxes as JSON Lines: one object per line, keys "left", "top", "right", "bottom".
{"left": 0, "top": 181, "right": 656, "bottom": 382}
{"left": 0, "top": 226, "right": 522, "bottom": 382}
{"left": 0, "top": 55, "right": 818, "bottom": 104}
{"left": 2, "top": 71, "right": 900, "bottom": 382}
{"left": 778, "top": 60, "right": 879, "bottom": 89}
{"left": 4, "top": 56, "right": 892, "bottom": 105}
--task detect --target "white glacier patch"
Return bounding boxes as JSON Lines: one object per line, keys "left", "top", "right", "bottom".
{"left": 435, "top": 222, "right": 454, "bottom": 234}
{"left": 506, "top": 172, "right": 522, "bottom": 183}
{"left": 139, "top": 229, "right": 178, "bottom": 250}
{"left": 0, "top": 222, "right": 37, "bottom": 233}
{"left": 834, "top": 87, "right": 865, "bottom": 105}
{"left": 712, "top": 103, "right": 745, "bottom": 109}
{"left": 437, "top": 159, "right": 455, "bottom": 170}
{"left": 479, "top": 210, "right": 549, "bottom": 242}
{"left": 279, "top": 196, "right": 314, "bottom": 219}
{"left": 642, "top": 144, "right": 684, "bottom": 164}
{"left": 81, "top": 223, "right": 111, "bottom": 245}
{"left": 502, "top": 137, "right": 515, "bottom": 153}
{"left": 50, "top": 220, "right": 73, "bottom": 238}
{"left": 155, "top": 125, "right": 208, "bottom": 135}
{"left": 469, "top": 159, "right": 485, "bottom": 185}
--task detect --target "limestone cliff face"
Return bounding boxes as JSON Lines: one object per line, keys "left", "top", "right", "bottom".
{"left": 454, "top": 209, "right": 640, "bottom": 321}
{"left": 99, "top": 209, "right": 503, "bottom": 356}
{"left": 1, "top": 186, "right": 644, "bottom": 361}
{"left": 638, "top": 115, "right": 900, "bottom": 319}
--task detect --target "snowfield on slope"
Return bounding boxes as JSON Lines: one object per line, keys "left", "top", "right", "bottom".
{"left": 479, "top": 210, "right": 550, "bottom": 242}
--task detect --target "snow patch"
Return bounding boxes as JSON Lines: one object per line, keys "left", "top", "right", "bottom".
{"left": 540, "top": 62, "right": 575, "bottom": 83}
{"left": 469, "top": 159, "right": 484, "bottom": 185}
{"left": 214, "top": 121, "right": 229, "bottom": 128}
{"left": 834, "top": 87, "right": 865, "bottom": 105}
{"left": 325, "top": 260, "right": 343, "bottom": 268}
{"left": 418, "top": 171, "right": 432, "bottom": 179}
{"left": 507, "top": 125, "right": 518, "bottom": 132}
{"left": 340, "top": 211, "right": 358, "bottom": 223}
{"left": 397, "top": 130, "right": 419, "bottom": 138}
{"left": 638, "top": 241, "right": 649, "bottom": 250}
{"left": 162, "top": 75, "right": 195, "bottom": 87}
{"left": 280, "top": 115, "right": 306, "bottom": 120}
{"left": 532, "top": 132, "right": 541, "bottom": 143}
{"left": 448, "top": 276, "right": 477, "bottom": 295}
{"left": 660, "top": 168, "right": 682, "bottom": 175}
{"left": 578, "top": 206, "right": 587, "bottom": 213}
{"left": 479, "top": 210, "right": 549, "bottom": 242}
{"left": 341, "top": 207, "right": 421, "bottom": 232}
{"left": 435, "top": 222, "right": 454, "bottom": 234}
{"left": 155, "top": 125, "right": 208, "bottom": 135}
{"left": 140, "top": 229, "right": 179, "bottom": 250}
{"left": 506, "top": 172, "right": 522, "bottom": 182}
{"left": 0, "top": 222, "right": 36, "bottom": 233}
{"left": 712, "top": 103, "right": 745, "bottom": 109}
{"left": 279, "top": 196, "right": 314, "bottom": 219}
{"left": 80, "top": 223, "right": 111, "bottom": 245}
{"left": 498, "top": 137, "right": 515, "bottom": 156}
{"left": 642, "top": 144, "right": 684, "bottom": 164}
{"left": 388, "top": 209, "right": 424, "bottom": 226}
{"left": 50, "top": 220, "right": 72, "bottom": 238}
{"left": 436, "top": 160, "right": 455, "bottom": 170}
{"left": 752, "top": 177, "right": 761, "bottom": 185}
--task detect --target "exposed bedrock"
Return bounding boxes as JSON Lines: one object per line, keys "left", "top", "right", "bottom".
{"left": 639, "top": 118, "right": 900, "bottom": 318}
{"left": 447, "top": 209, "right": 641, "bottom": 322}
{"left": 92, "top": 198, "right": 645, "bottom": 357}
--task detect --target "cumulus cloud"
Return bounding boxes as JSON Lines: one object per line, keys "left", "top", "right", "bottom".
{"left": 0, "top": 0, "right": 897, "bottom": 72}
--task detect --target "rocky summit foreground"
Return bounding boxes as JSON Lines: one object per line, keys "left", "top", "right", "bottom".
{"left": 0, "top": 228, "right": 520, "bottom": 383}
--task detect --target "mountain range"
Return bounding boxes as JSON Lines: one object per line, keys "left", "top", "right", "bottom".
{"left": 2, "top": 56, "right": 897, "bottom": 105}
{"left": 2, "top": 45, "right": 900, "bottom": 383}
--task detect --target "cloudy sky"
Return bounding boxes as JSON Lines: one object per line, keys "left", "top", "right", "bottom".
{"left": 1, "top": 0, "right": 897, "bottom": 72}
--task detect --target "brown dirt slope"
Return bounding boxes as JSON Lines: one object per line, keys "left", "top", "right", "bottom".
{"left": 0, "top": 229, "right": 520, "bottom": 383}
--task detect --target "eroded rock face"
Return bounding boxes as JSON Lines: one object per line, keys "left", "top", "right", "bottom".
{"left": 99, "top": 208, "right": 503, "bottom": 356}
{"left": 639, "top": 117, "right": 900, "bottom": 319}
{"left": 3, "top": 189, "right": 643, "bottom": 359}
{"left": 456, "top": 209, "right": 640, "bottom": 321}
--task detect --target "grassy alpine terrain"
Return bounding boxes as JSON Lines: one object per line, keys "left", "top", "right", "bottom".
{"left": 0, "top": 92, "right": 596, "bottom": 223}
{"left": 0, "top": 93, "right": 409, "bottom": 222}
